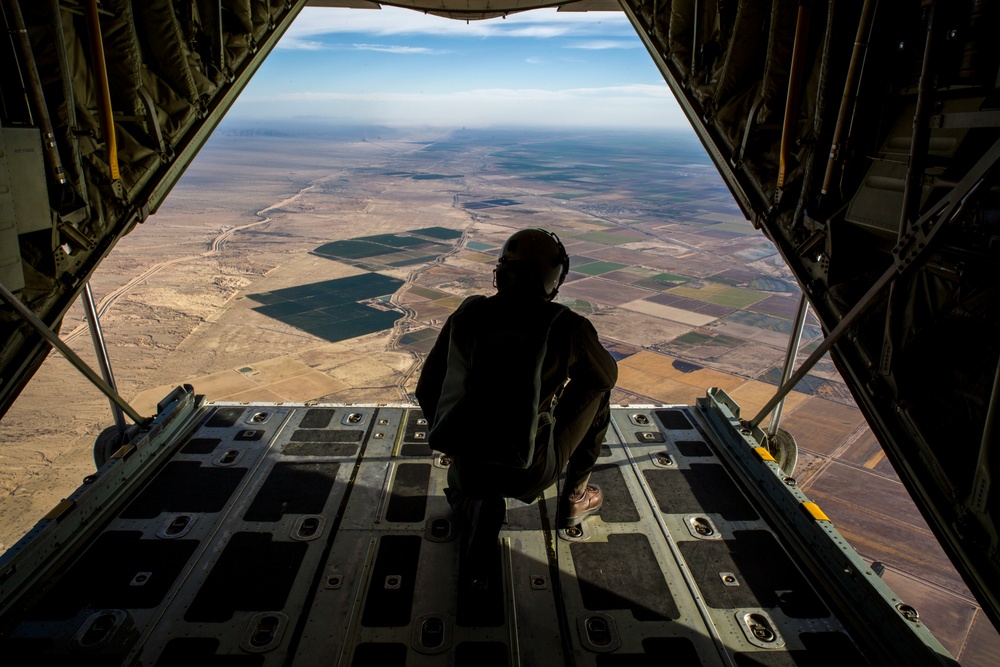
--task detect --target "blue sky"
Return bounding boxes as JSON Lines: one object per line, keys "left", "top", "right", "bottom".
{"left": 230, "top": 6, "right": 687, "bottom": 129}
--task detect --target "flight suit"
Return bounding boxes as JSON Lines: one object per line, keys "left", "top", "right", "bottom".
{"left": 416, "top": 291, "right": 618, "bottom": 505}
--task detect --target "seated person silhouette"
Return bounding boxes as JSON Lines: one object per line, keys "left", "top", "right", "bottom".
{"left": 416, "top": 228, "right": 618, "bottom": 584}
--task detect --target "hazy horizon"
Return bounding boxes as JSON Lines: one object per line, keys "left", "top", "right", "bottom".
{"left": 229, "top": 7, "right": 688, "bottom": 129}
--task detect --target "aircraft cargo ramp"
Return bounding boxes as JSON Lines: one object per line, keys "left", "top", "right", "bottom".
{"left": 0, "top": 388, "right": 953, "bottom": 665}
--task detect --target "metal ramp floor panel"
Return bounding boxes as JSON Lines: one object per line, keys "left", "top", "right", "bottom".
{"left": 0, "top": 399, "right": 938, "bottom": 665}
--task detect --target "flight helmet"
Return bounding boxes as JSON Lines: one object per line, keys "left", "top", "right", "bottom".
{"left": 495, "top": 229, "right": 569, "bottom": 299}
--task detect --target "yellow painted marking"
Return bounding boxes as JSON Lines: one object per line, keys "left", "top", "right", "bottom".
{"left": 754, "top": 447, "right": 775, "bottom": 462}
{"left": 110, "top": 444, "right": 136, "bottom": 460}
{"left": 43, "top": 500, "right": 76, "bottom": 521}
{"left": 801, "top": 502, "right": 831, "bottom": 522}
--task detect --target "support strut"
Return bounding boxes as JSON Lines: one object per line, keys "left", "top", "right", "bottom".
{"left": 0, "top": 283, "right": 145, "bottom": 425}
{"left": 750, "top": 135, "right": 1000, "bottom": 430}
{"left": 971, "top": 353, "right": 1000, "bottom": 514}
{"left": 82, "top": 283, "right": 127, "bottom": 434}
{"left": 766, "top": 293, "right": 810, "bottom": 437}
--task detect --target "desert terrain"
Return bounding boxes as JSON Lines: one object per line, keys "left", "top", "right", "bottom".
{"left": 0, "top": 125, "right": 996, "bottom": 662}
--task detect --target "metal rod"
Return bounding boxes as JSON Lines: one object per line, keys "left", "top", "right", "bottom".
{"left": 971, "top": 353, "right": 1000, "bottom": 513}
{"left": 0, "top": 282, "right": 145, "bottom": 424}
{"left": 84, "top": 0, "right": 120, "bottom": 183}
{"left": 4, "top": 0, "right": 69, "bottom": 188}
{"left": 767, "top": 293, "right": 810, "bottom": 436}
{"left": 1, "top": 1, "right": 32, "bottom": 123}
{"left": 691, "top": 0, "right": 699, "bottom": 76}
{"left": 749, "top": 267, "right": 894, "bottom": 430}
{"left": 777, "top": 0, "right": 812, "bottom": 188}
{"left": 82, "top": 283, "right": 126, "bottom": 433}
{"left": 821, "top": 0, "right": 877, "bottom": 196}
{"left": 898, "top": 0, "right": 937, "bottom": 240}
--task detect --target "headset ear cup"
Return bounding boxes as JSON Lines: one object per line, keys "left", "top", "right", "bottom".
{"left": 549, "top": 231, "right": 569, "bottom": 288}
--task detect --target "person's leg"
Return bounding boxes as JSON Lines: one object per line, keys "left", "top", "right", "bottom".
{"left": 445, "top": 464, "right": 505, "bottom": 588}
{"left": 554, "top": 389, "right": 611, "bottom": 526}
{"left": 557, "top": 389, "right": 611, "bottom": 492}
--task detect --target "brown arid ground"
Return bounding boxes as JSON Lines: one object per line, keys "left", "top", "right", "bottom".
{"left": 1, "top": 128, "right": 997, "bottom": 661}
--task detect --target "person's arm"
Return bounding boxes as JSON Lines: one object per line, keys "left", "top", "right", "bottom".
{"left": 553, "top": 317, "right": 617, "bottom": 441}
{"left": 415, "top": 315, "right": 453, "bottom": 428}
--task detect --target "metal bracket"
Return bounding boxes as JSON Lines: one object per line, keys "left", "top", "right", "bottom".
{"left": 137, "top": 86, "right": 172, "bottom": 163}
{"left": 749, "top": 135, "right": 1000, "bottom": 429}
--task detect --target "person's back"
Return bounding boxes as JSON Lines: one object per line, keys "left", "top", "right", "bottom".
{"left": 428, "top": 293, "right": 566, "bottom": 474}
{"left": 415, "top": 228, "right": 617, "bottom": 586}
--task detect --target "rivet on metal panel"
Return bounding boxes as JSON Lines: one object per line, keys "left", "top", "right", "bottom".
{"left": 379, "top": 418, "right": 389, "bottom": 425}
{"left": 412, "top": 613, "right": 451, "bottom": 654}
{"left": 417, "top": 418, "right": 428, "bottom": 426}
{"left": 653, "top": 452, "right": 674, "bottom": 467}
{"left": 415, "top": 431, "right": 426, "bottom": 440}
{"left": 784, "top": 476, "right": 797, "bottom": 486}
{"left": 685, "top": 514, "right": 721, "bottom": 540}
{"left": 239, "top": 612, "right": 290, "bottom": 652}
{"left": 348, "top": 413, "right": 363, "bottom": 423}
{"left": 420, "top": 617, "right": 445, "bottom": 649}
{"left": 737, "top": 609, "right": 785, "bottom": 647}
{"left": 586, "top": 617, "right": 611, "bottom": 646}
{"left": 428, "top": 518, "right": 453, "bottom": 541}
{"left": 249, "top": 615, "right": 280, "bottom": 648}
{"left": 325, "top": 574, "right": 343, "bottom": 589}
{"left": 632, "top": 413, "right": 650, "bottom": 425}
{"left": 530, "top": 575, "right": 548, "bottom": 590}
{"left": 130, "top": 572, "right": 152, "bottom": 587}
{"left": 747, "top": 614, "right": 776, "bottom": 642}
{"left": 83, "top": 475, "right": 97, "bottom": 484}
{"left": 897, "top": 603, "right": 919, "bottom": 621}
{"left": 576, "top": 612, "right": 621, "bottom": 652}
{"left": 385, "top": 575, "right": 402, "bottom": 589}
{"left": 219, "top": 450, "right": 240, "bottom": 465}
{"left": 438, "top": 454, "right": 451, "bottom": 467}
{"left": 374, "top": 432, "right": 384, "bottom": 439}
{"left": 291, "top": 515, "right": 326, "bottom": 542}
{"left": 298, "top": 517, "right": 320, "bottom": 538}
{"left": 164, "top": 515, "right": 191, "bottom": 536}
{"left": 74, "top": 610, "right": 127, "bottom": 650}
{"left": 559, "top": 520, "right": 590, "bottom": 541}
{"left": 249, "top": 412, "right": 268, "bottom": 423}
{"left": 720, "top": 572, "right": 740, "bottom": 587}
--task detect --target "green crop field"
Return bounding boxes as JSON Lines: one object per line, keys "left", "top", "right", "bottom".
{"left": 248, "top": 274, "right": 404, "bottom": 343}
{"left": 575, "top": 231, "right": 636, "bottom": 246}
{"left": 574, "top": 261, "right": 629, "bottom": 276}
{"left": 669, "top": 284, "right": 766, "bottom": 308}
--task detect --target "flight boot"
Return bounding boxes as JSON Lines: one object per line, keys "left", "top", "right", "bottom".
{"left": 559, "top": 482, "right": 603, "bottom": 528}
{"left": 447, "top": 488, "right": 505, "bottom": 590}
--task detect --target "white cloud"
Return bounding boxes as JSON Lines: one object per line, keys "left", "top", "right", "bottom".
{"left": 282, "top": 39, "right": 329, "bottom": 50}
{"left": 232, "top": 84, "right": 688, "bottom": 129}
{"left": 278, "top": 6, "right": 634, "bottom": 48}
{"left": 567, "top": 40, "right": 639, "bottom": 50}
{"left": 350, "top": 43, "right": 443, "bottom": 54}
